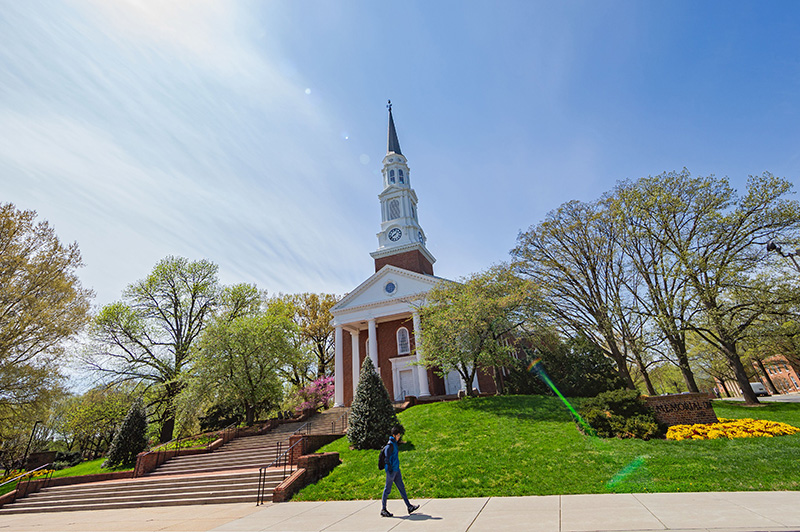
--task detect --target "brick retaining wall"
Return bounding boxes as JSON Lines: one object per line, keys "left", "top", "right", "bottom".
{"left": 287, "top": 434, "right": 344, "bottom": 465}
{"left": 644, "top": 393, "right": 718, "bottom": 427}
{"left": 272, "top": 452, "right": 341, "bottom": 503}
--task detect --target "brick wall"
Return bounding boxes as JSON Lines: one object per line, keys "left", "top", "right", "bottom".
{"left": 644, "top": 393, "right": 718, "bottom": 427}
{"left": 272, "top": 452, "right": 341, "bottom": 503}
{"left": 342, "top": 331, "right": 353, "bottom": 405}
{"left": 374, "top": 249, "right": 434, "bottom": 275}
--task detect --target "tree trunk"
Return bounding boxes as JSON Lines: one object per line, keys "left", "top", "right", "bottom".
{"left": 630, "top": 349, "right": 656, "bottom": 395}
{"left": 492, "top": 366, "right": 506, "bottom": 395}
{"left": 678, "top": 362, "right": 700, "bottom": 393}
{"left": 719, "top": 379, "right": 731, "bottom": 398}
{"left": 607, "top": 342, "right": 636, "bottom": 390}
{"left": 666, "top": 335, "right": 699, "bottom": 392}
{"left": 160, "top": 417, "right": 175, "bottom": 444}
{"left": 245, "top": 403, "right": 255, "bottom": 426}
{"left": 723, "top": 341, "right": 759, "bottom": 405}
{"left": 754, "top": 357, "right": 779, "bottom": 395}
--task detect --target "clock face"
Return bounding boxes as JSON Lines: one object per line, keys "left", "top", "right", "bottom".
{"left": 418, "top": 231, "right": 424, "bottom": 243}
{"left": 388, "top": 228, "right": 402, "bottom": 242}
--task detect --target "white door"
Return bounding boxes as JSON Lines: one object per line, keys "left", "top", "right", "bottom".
{"left": 445, "top": 370, "right": 463, "bottom": 395}
{"left": 398, "top": 369, "right": 417, "bottom": 400}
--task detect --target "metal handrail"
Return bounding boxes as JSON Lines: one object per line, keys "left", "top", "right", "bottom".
{"left": 291, "top": 421, "right": 310, "bottom": 436}
{"left": 1, "top": 462, "right": 54, "bottom": 504}
{"left": 0, "top": 463, "right": 53, "bottom": 489}
{"left": 256, "top": 438, "right": 306, "bottom": 505}
{"left": 331, "top": 411, "right": 349, "bottom": 434}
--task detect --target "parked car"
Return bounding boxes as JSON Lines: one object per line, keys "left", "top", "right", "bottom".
{"left": 749, "top": 382, "right": 770, "bottom": 397}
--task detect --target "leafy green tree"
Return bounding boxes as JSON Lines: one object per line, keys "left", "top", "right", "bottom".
{"left": 193, "top": 285, "right": 296, "bottom": 425}
{"left": 417, "top": 266, "right": 543, "bottom": 396}
{"left": 275, "top": 293, "right": 339, "bottom": 385}
{"left": 347, "top": 358, "right": 398, "bottom": 450}
{"left": 619, "top": 171, "right": 800, "bottom": 404}
{"left": 103, "top": 398, "right": 148, "bottom": 468}
{"left": 51, "top": 386, "right": 134, "bottom": 456}
{"left": 88, "top": 256, "right": 220, "bottom": 442}
{"left": 0, "top": 203, "right": 92, "bottom": 443}
{"left": 506, "top": 333, "right": 625, "bottom": 397}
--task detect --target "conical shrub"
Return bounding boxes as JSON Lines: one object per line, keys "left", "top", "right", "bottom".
{"left": 347, "top": 358, "right": 398, "bottom": 449}
{"left": 104, "top": 398, "right": 148, "bottom": 468}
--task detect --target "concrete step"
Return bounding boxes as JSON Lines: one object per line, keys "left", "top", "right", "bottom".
{"left": 159, "top": 448, "right": 280, "bottom": 465}
{"left": 148, "top": 463, "right": 281, "bottom": 477}
{"left": 0, "top": 493, "right": 263, "bottom": 514}
{"left": 0, "top": 470, "right": 289, "bottom": 515}
{"left": 26, "top": 472, "right": 280, "bottom": 498}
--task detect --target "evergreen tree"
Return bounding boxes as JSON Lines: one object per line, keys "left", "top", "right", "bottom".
{"left": 104, "top": 398, "right": 148, "bottom": 468}
{"left": 347, "top": 358, "right": 398, "bottom": 450}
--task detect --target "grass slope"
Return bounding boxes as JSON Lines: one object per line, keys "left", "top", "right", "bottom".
{"left": 294, "top": 395, "right": 800, "bottom": 501}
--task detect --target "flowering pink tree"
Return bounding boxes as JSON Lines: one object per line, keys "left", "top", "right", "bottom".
{"left": 292, "top": 376, "right": 334, "bottom": 413}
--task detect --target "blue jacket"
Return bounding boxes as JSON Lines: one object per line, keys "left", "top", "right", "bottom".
{"left": 384, "top": 436, "right": 400, "bottom": 472}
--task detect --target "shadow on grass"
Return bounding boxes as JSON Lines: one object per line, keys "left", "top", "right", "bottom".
{"left": 451, "top": 395, "right": 581, "bottom": 422}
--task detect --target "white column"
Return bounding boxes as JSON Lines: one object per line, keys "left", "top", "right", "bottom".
{"left": 368, "top": 319, "right": 378, "bottom": 369}
{"left": 334, "top": 325, "right": 344, "bottom": 407}
{"left": 412, "top": 311, "right": 431, "bottom": 397}
{"left": 350, "top": 330, "right": 360, "bottom": 395}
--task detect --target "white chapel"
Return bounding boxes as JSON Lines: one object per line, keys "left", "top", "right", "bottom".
{"left": 331, "top": 104, "right": 492, "bottom": 406}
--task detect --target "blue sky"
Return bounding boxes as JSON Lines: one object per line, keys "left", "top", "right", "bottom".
{"left": 2, "top": 1, "right": 800, "bottom": 307}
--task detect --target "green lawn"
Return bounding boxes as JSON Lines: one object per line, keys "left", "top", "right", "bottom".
{"left": 293, "top": 395, "right": 800, "bottom": 501}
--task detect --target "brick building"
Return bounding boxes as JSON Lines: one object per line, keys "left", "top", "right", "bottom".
{"left": 330, "top": 104, "right": 495, "bottom": 406}
{"left": 759, "top": 355, "right": 800, "bottom": 394}
{"left": 715, "top": 354, "right": 800, "bottom": 397}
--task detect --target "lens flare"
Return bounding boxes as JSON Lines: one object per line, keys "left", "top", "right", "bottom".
{"left": 606, "top": 456, "right": 647, "bottom": 488}
{"left": 526, "top": 357, "right": 595, "bottom": 437}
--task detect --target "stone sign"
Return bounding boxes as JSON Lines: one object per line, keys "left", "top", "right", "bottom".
{"left": 644, "top": 393, "right": 718, "bottom": 427}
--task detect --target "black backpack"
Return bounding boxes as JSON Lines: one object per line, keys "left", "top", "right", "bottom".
{"left": 378, "top": 443, "right": 389, "bottom": 471}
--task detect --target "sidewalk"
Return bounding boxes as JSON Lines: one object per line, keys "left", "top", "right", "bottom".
{"left": 1, "top": 492, "right": 799, "bottom": 532}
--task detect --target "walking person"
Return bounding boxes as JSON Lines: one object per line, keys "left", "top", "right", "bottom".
{"left": 381, "top": 425, "right": 420, "bottom": 517}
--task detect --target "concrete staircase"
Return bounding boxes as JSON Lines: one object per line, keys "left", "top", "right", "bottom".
{"left": 0, "top": 407, "right": 350, "bottom": 514}
{"left": 0, "top": 470, "right": 283, "bottom": 514}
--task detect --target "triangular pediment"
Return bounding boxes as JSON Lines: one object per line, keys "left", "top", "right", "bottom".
{"left": 331, "top": 265, "right": 447, "bottom": 317}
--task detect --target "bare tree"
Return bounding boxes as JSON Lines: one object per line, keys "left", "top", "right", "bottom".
{"left": 513, "top": 200, "right": 636, "bottom": 389}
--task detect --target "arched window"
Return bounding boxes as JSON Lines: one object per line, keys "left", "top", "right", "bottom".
{"left": 398, "top": 169, "right": 404, "bottom": 184}
{"left": 389, "top": 169, "right": 395, "bottom": 184}
{"left": 397, "top": 327, "right": 410, "bottom": 355}
{"left": 389, "top": 200, "right": 400, "bottom": 220}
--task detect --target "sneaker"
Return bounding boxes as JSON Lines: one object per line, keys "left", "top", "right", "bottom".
{"left": 381, "top": 509, "right": 393, "bottom": 518}
{"left": 407, "top": 504, "right": 420, "bottom": 515}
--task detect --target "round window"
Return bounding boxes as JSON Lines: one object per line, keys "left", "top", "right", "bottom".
{"left": 385, "top": 281, "right": 396, "bottom": 295}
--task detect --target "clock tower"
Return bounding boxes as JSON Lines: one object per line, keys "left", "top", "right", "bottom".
{"left": 370, "top": 102, "right": 436, "bottom": 275}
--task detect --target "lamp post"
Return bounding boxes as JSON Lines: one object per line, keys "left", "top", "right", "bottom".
{"left": 21, "top": 420, "right": 42, "bottom": 471}
{"left": 766, "top": 241, "right": 800, "bottom": 273}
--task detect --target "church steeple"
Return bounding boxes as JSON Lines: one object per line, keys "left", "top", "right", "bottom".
{"left": 387, "top": 100, "right": 402, "bottom": 155}
{"left": 370, "top": 102, "right": 436, "bottom": 275}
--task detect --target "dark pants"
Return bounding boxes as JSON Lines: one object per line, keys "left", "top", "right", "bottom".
{"left": 382, "top": 469, "right": 411, "bottom": 510}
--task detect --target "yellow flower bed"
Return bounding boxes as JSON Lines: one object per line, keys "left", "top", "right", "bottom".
{"left": 667, "top": 417, "right": 800, "bottom": 441}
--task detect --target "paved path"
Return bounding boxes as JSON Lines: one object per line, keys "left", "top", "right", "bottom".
{"left": 1, "top": 492, "right": 799, "bottom": 532}
{"left": 718, "top": 393, "right": 800, "bottom": 403}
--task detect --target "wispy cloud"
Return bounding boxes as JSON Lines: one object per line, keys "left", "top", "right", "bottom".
{"left": 0, "top": 0, "right": 372, "bottom": 304}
